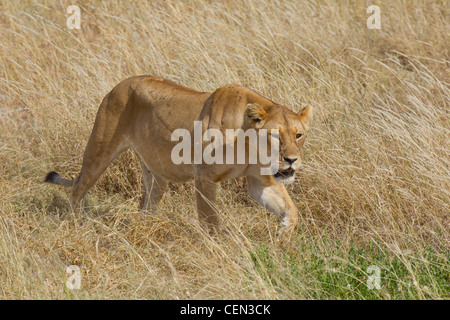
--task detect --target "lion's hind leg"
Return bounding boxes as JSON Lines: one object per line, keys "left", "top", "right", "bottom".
{"left": 139, "top": 161, "right": 167, "bottom": 213}
{"left": 70, "top": 145, "right": 126, "bottom": 211}
{"left": 69, "top": 125, "right": 129, "bottom": 212}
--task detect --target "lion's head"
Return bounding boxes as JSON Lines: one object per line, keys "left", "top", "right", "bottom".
{"left": 245, "top": 103, "right": 312, "bottom": 183}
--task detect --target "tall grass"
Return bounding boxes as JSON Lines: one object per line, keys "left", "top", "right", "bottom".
{"left": 0, "top": 0, "right": 448, "bottom": 299}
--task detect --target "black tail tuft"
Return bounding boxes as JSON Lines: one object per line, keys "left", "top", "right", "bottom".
{"left": 44, "top": 171, "right": 60, "bottom": 183}
{"left": 44, "top": 171, "right": 74, "bottom": 187}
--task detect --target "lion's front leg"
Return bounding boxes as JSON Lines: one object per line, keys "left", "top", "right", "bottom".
{"left": 247, "top": 176, "right": 298, "bottom": 239}
{"left": 194, "top": 174, "right": 219, "bottom": 231}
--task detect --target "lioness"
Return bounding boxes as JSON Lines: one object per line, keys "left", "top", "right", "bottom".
{"left": 45, "top": 76, "right": 312, "bottom": 236}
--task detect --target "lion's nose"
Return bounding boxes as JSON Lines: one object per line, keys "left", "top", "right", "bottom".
{"left": 283, "top": 156, "right": 298, "bottom": 165}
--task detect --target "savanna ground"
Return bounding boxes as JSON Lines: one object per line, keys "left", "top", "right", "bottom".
{"left": 0, "top": 0, "right": 448, "bottom": 299}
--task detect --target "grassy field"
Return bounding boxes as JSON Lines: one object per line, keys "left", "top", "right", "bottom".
{"left": 0, "top": 0, "right": 448, "bottom": 299}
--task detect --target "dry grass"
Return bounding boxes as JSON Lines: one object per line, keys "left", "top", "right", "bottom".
{"left": 0, "top": 0, "right": 448, "bottom": 299}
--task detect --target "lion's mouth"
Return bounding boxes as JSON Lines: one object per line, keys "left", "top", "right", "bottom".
{"left": 274, "top": 167, "right": 295, "bottom": 179}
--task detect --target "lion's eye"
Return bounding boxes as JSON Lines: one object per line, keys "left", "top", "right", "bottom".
{"left": 296, "top": 133, "right": 303, "bottom": 139}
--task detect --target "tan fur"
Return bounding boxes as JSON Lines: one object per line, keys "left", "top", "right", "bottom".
{"left": 45, "top": 76, "right": 312, "bottom": 237}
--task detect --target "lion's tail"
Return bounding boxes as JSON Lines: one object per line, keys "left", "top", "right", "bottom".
{"left": 44, "top": 171, "right": 74, "bottom": 187}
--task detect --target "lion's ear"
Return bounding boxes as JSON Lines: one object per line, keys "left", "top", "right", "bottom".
{"left": 246, "top": 103, "right": 267, "bottom": 128}
{"left": 298, "top": 105, "right": 312, "bottom": 130}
